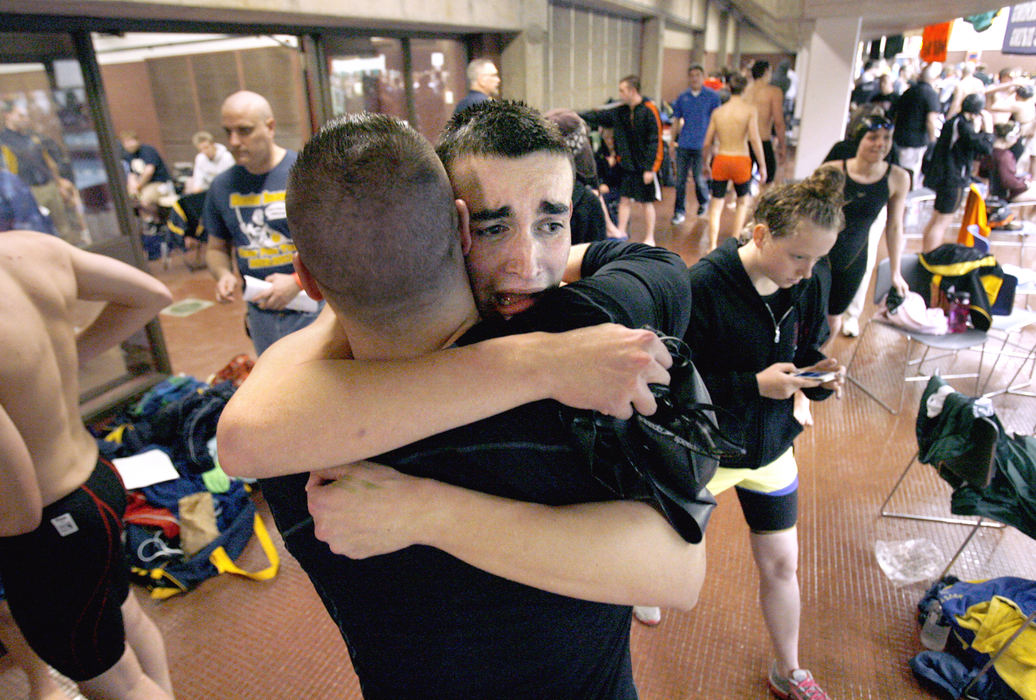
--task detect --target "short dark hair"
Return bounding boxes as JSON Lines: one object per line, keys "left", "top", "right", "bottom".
{"left": 688, "top": 64, "right": 705, "bottom": 75}
{"left": 849, "top": 113, "right": 894, "bottom": 146}
{"left": 728, "top": 73, "right": 747, "bottom": 95}
{"left": 620, "top": 75, "right": 641, "bottom": 93}
{"left": 1017, "top": 84, "right": 1034, "bottom": 100}
{"left": 750, "top": 60, "right": 770, "bottom": 80}
{"left": 287, "top": 113, "right": 460, "bottom": 322}
{"left": 961, "top": 93, "right": 985, "bottom": 114}
{"left": 436, "top": 100, "right": 570, "bottom": 177}
{"left": 753, "top": 167, "right": 845, "bottom": 239}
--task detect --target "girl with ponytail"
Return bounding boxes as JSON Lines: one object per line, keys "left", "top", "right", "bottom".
{"left": 635, "top": 168, "right": 845, "bottom": 700}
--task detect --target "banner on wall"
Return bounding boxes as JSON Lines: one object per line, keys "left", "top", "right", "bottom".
{"left": 921, "top": 22, "right": 952, "bottom": 63}
{"left": 1003, "top": 2, "right": 1036, "bottom": 54}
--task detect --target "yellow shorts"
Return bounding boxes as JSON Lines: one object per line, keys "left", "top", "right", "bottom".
{"left": 707, "top": 446, "right": 798, "bottom": 496}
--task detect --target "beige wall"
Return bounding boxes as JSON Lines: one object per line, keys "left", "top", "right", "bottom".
{"left": 19, "top": 0, "right": 704, "bottom": 31}
{"left": 6, "top": 0, "right": 754, "bottom": 134}
{"left": 662, "top": 48, "right": 693, "bottom": 103}
{"left": 100, "top": 46, "right": 308, "bottom": 167}
{"left": 102, "top": 62, "right": 164, "bottom": 154}
{"left": 546, "top": 2, "right": 643, "bottom": 111}
{"left": 705, "top": 4, "right": 723, "bottom": 53}
{"left": 664, "top": 27, "right": 696, "bottom": 51}
{"left": 740, "top": 23, "right": 786, "bottom": 54}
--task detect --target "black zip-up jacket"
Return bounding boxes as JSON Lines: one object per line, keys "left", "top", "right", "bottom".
{"left": 686, "top": 238, "right": 833, "bottom": 469}
{"left": 924, "top": 113, "right": 993, "bottom": 189}
{"left": 580, "top": 100, "right": 664, "bottom": 175}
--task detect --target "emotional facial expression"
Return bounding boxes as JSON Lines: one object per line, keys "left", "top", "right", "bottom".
{"left": 450, "top": 152, "right": 573, "bottom": 320}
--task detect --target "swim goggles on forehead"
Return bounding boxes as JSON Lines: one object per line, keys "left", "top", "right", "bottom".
{"left": 859, "top": 115, "right": 894, "bottom": 132}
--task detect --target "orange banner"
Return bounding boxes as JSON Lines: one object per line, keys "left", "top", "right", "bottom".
{"left": 921, "top": 22, "right": 952, "bottom": 63}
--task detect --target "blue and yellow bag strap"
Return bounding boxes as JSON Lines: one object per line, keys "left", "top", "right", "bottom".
{"left": 130, "top": 566, "right": 190, "bottom": 601}
{"left": 166, "top": 199, "right": 188, "bottom": 238}
{"left": 209, "top": 512, "right": 279, "bottom": 581}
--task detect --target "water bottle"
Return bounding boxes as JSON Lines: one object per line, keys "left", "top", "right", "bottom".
{"left": 920, "top": 599, "right": 951, "bottom": 650}
{"left": 948, "top": 289, "right": 971, "bottom": 333}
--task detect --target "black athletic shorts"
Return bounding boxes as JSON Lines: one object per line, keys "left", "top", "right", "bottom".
{"left": 934, "top": 183, "right": 965, "bottom": 215}
{"left": 618, "top": 169, "right": 660, "bottom": 203}
{"left": 0, "top": 457, "right": 129, "bottom": 681}
{"left": 710, "top": 178, "right": 753, "bottom": 199}
{"left": 750, "top": 140, "right": 777, "bottom": 184}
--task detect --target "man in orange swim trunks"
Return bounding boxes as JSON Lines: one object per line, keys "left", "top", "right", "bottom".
{"left": 702, "top": 73, "right": 766, "bottom": 251}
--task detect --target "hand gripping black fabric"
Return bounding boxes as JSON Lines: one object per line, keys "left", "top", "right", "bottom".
{"left": 564, "top": 330, "right": 745, "bottom": 543}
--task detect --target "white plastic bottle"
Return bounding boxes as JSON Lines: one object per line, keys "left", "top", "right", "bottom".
{"left": 920, "top": 599, "right": 951, "bottom": 650}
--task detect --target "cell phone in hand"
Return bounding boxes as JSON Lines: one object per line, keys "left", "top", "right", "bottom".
{"left": 794, "top": 370, "right": 836, "bottom": 382}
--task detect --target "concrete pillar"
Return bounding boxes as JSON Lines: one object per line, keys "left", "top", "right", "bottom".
{"left": 719, "top": 11, "right": 731, "bottom": 68}
{"left": 691, "top": 30, "right": 705, "bottom": 67}
{"left": 792, "top": 16, "right": 860, "bottom": 180}
{"left": 501, "top": 0, "right": 549, "bottom": 109}
{"left": 727, "top": 13, "right": 740, "bottom": 70}
{"left": 641, "top": 16, "right": 665, "bottom": 102}
{"left": 793, "top": 45, "right": 809, "bottom": 124}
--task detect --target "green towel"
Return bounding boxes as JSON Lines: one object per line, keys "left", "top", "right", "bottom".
{"left": 201, "top": 464, "right": 231, "bottom": 494}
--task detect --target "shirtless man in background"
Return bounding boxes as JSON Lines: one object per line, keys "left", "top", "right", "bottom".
{"left": 0, "top": 231, "right": 174, "bottom": 700}
{"left": 703, "top": 73, "right": 766, "bottom": 251}
{"left": 949, "top": 62, "right": 987, "bottom": 117}
{"left": 989, "top": 82, "right": 1036, "bottom": 174}
{"left": 743, "top": 60, "right": 786, "bottom": 191}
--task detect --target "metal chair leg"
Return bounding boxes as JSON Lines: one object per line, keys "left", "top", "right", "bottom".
{"left": 847, "top": 374, "right": 900, "bottom": 414}
{"left": 880, "top": 454, "right": 1007, "bottom": 528}
{"left": 879, "top": 452, "right": 919, "bottom": 516}
{"left": 959, "top": 608, "right": 1036, "bottom": 699}
{"left": 846, "top": 322, "right": 909, "bottom": 414}
{"left": 939, "top": 518, "right": 985, "bottom": 580}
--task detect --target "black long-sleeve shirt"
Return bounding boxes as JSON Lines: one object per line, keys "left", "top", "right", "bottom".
{"left": 581, "top": 101, "right": 664, "bottom": 174}
{"left": 926, "top": 113, "right": 993, "bottom": 189}
{"left": 687, "top": 238, "right": 833, "bottom": 470}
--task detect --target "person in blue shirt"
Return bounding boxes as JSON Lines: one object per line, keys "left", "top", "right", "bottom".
{"left": 0, "top": 168, "right": 55, "bottom": 235}
{"left": 119, "top": 131, "right": 173, "bottom": 222}
{"left": 669, "top": 64, "right": 721, "bottom": 224}
{"left": 1, "top": 104, "right": 77, "bottom": 242}
{"left": 453, "top": 59, "right": 500, "bottom": 115}
{"left": 202, "top": 90, "right": 320, "bottom": 356}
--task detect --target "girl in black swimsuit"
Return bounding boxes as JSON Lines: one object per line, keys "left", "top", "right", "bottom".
{"left": 820, "top": 114, "right": 911, "bottom": 339}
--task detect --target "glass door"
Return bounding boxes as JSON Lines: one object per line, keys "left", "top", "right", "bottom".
{"left": 0, "top": 31, "right": 171, "bottom": 419}
{"left": 325, "top": 36, "right": 408, "bottom": 122}
{"left": 322, "top": 35, "right": 467, "bottom": 144}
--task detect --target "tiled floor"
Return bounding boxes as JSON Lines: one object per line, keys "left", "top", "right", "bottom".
{"left": 2, "top": 188, "right": 1035, "bottom": 699}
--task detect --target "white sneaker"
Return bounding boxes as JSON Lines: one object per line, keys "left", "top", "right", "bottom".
{"left": 670, "top": 212, "right": 686, "bottom": 225}
{"left": 842, "top": 316, "right": 860, "bottom": 337}
{"left": 632, "top": 606, "right": 661, "bottom": 626}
